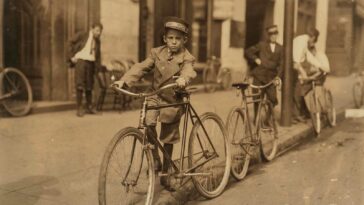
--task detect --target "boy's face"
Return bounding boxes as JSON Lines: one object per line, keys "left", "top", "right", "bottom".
{"left": 92, "top": 26, "right": 102, "bottom": 39}
{"left": 163, "top": 29, "right": 187, "bottom": 53}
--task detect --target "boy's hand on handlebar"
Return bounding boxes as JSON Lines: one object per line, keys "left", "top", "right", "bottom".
{"left": 112, "top": 80, "right": 125, "bottom": 88}
{"left": 176, "top": 78, "right": 187, "bottom": 88}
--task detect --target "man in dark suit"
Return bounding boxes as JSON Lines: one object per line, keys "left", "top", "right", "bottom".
{"left": 69, "top": 23, "right": 103, "bottom": 117}
{"left": 245, "top": 25, "right": 283, "bottom": 115}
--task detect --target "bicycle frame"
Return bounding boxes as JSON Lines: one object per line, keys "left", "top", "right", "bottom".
{"left": 238, "top": 87, "right": 269, "bottom": 146}
{"left": 123, "top": 92, "right": 219, "bottom": 185}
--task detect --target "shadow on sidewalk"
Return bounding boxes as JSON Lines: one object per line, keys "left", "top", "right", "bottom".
{"left": 0, "top": 175, "right": 61, "bottom": 205}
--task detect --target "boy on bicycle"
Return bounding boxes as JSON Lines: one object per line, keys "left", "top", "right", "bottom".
{"left": 113, "top": 17, "right": 196, "bottom": 191}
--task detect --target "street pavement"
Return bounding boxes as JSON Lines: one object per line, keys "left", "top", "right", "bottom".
{"left": 0, "top": 75, "right": 357, "bottom": 205}
{"left": 187, "top": 117, "right": 364, "bottom": 205}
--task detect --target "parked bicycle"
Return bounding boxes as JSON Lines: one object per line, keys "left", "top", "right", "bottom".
{"left": 225, "top": 78, "right": 280, "bottom": 181}
{"left": 98, "top": 83, "right": 231, "bottom": 205}
{"left": 203, "top": 56, "right": 232, "bottom": 92}
{"left": 302, "top": 73, "right": 336, "bottom": 134}
{"left": 353, "top": 71, "right": 364, "bottom": 108}
{"left": 0, "top": 67, "right": 33, "bottom": 116}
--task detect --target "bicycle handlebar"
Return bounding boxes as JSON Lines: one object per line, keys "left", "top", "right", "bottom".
{"left": 250, "top": 78, "right": 282, "bottom": 89}
{"left": 111, "top": 83, "right": 178, "bottom": 98}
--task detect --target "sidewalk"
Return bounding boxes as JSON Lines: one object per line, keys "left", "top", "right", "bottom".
{"left": 0, "top": 75, "right": 355, "bottom": 205}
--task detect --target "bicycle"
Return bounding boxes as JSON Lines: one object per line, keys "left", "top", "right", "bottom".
{"left": 353, "top": 71, "right": 364, "bottom": 108}
{"left": 302, "top": 73, "right": 336, "bottom": 134}
{"left": 0, "top": 67, "right": 33, "bottom": 116}
{"left": 225, "top": 78, "right": 279, "bottom": 181}
{"left": 98, "top": 83, "right": 231, "bottom": 205}
{"left": 203, "top": 56, "right": 232, "bottom": 93}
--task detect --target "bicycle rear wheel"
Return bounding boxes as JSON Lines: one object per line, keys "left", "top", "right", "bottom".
{"left": 353, "top": 81, "right": 363, "bottom": 108}
{"left": 258, "top": 102, "right": 278, "bottom": 161}
{"left": 226, "top": 107, "right": 251, "bottom": 181}
{"left": 324, "top": 90, "right": 336, "bottom": 127}
{"left": 188, "top": 112, "right": 231, "bottom": 198}
{"left": 203, "top": 67, "right": 217, "bottom": 92}
{"left": 99, "top": 127, "right": 154, "bottom": 205}
{"left": 0, "top": 68, "right": 32, "bottom": 116}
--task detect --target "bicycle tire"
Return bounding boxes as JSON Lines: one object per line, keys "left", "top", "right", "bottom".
{"left": 324, "top": 90, "right": 336, "bottom": 127}
{"left": 258, "top": 101, "right": 278, "bottom": 162}
{"left": 0, "top": 68, "right": 33, "bottom": 116}
{"left": 311, "top": 112, "right": 321, "bottom": 134}
{"left": 188, "top": 112, "right": 231, "bottom": 198}
{"left": 226, "top": 106, "right": 251, "bottom": 181}
{"left": 203, "top": 67, "right": 217, "bottom": 93}
{"left": 98, "top": 127, "right": 155, "bottom": 205}
{"left": 352, "top": 81, "right": 363, "bottom": 108}
{"left": 217, "top": 68, "right": 232, "bottom": 90}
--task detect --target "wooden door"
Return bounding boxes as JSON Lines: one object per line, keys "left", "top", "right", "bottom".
{"left": 3, "top": 0, "right": 48, "bottom": 100}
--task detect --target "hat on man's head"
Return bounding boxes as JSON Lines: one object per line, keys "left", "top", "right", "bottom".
{"left": 164, "top": 16, "right": 189, "bottom": 34}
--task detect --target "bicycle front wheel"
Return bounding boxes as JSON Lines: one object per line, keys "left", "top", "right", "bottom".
{"left": 226, "top": 107, "right": 251, "bottom": 181}
{"left": 188, "top": 112, "right": 231, "bottom": 198}
{"left": 98, "top": 127, "right": 155, "bottom": 205}
{"left": 311, "top": 112, "right": 321, "bottom": 134}
{"left": 258, "top": 102, "right": 278, "bottom": 161}
{"left": 353, "top": 81, "right": 363, "bottom": 108}
{"left": 0, "top": 68, "right": 33, "bottom": 116}
{"left": 324, "top": 90, "right": 336, "bottom": 127}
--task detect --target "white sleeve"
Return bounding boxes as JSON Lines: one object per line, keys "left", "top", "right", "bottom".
{"left": 315, "top": 52, "right": 330, "bottom": 73}
{"left": 306, "top": 50, "right": 322, "bottom": 70}
{"left": 293, "top": 36, "right": 307, "bottom": 63}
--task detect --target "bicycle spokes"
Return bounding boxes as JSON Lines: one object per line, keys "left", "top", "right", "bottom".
{"left": 105, "top": 134, "right": 151, "bottom": 204}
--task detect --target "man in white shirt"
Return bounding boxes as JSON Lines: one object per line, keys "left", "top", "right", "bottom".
{"left": 69, "top": 23, "right": 103, "bottom": 117}
{"left": 292, "top": 28, "right": 321, "bottom": 123}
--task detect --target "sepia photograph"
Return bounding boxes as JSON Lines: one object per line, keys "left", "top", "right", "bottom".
{"left": 0, "top": 0, "right": 363, "bottom": 204}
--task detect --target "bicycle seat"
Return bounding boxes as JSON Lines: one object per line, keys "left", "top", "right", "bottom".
{"left": 232, "top": 83, "right": 250, "bottom": 90}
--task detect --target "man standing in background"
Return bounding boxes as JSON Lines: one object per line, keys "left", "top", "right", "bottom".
{"left": 69, "top": 23, "right": 103, "bottom": 117}
{"left": 245, "top": 25, "right": 283, "bottom": 116}
{"left": 292, "top": 28, "right": 322, "bottom": 123}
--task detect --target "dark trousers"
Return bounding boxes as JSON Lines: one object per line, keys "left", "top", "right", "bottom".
{"left": 253, "top": 78, "right": 278, "bottom": 117}
{"left": 292, "top": 71, "right": 310, "bottom": 118}
{"left": 75, "top": 60, "right": 95, "bottom": 108}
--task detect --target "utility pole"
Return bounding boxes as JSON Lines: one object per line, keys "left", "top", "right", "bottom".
{"left": 281, "top": 0, "right": 295, "bottom": 126}
{"left": 206, "top": 0, "right": 214, "bottom": 58}
{"left": 138, "top": 0, "right": 147, "bottom": 61}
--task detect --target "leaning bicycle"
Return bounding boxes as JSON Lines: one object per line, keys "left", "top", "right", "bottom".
{"left": 302, "top": 73, "right": 336, "bottom": 134}
{"left": 0, "top": 67, "right": 33, "bottom": 116}
{"left": 98, "top": 83, "right": 231, "bottom": 205}
{"left": 353, "top": 71, "right": 364, "bottom": 108}
{"left": 225, "top": 79, "right": 279, "bottom": 181}
{"left": 203, "top": 56, "right": 232, "bottom": 92}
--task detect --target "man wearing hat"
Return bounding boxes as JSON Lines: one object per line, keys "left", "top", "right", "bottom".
{"left": 113, "top": 16, "right": 196, "bottom": 191}
{"left": 245, "top": 25, "right": 283, "bottom": 116}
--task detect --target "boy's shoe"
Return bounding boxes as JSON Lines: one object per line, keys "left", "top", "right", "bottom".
{"left": 85, "top": 106, "right": 97, "bottom": 114}
{"left": 154, "top": 158, "right": 162, "bottom": 172}
{"left": 160, "top": 176, "right": 176, "bottom": 192}
{"left": 76, "top": 107, "right": 85, "bottom": 117}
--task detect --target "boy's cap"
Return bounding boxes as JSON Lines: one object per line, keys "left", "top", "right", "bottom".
{"left": 164, "top": 16, "right": 189, "bottom": 34}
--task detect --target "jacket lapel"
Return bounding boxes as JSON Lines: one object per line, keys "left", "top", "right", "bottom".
{"left": 156, "top": 49, "right": 184, "bottom": 87}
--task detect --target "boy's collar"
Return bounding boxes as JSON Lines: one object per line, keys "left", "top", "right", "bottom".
{"left": 165, "top": 47, "right": 185, "bottom": 63}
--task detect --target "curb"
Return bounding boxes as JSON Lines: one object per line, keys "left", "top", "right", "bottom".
{"left": 276, "top": 104, "right": 349, "bottom": 157}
